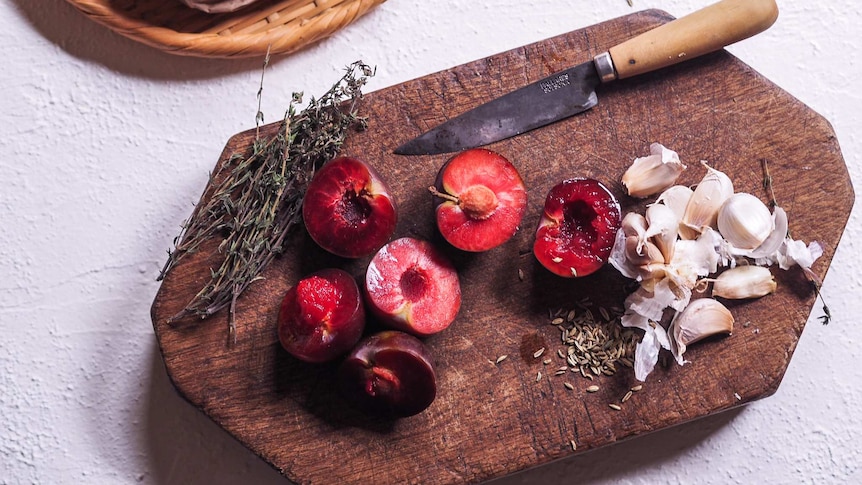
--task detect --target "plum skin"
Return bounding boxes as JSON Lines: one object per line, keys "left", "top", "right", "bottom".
{"left": 364, "top": 237, "right": 461, "bottom": 337}
{"left": 432, "top": 148, "right": 527, "bottom": 252}
{"left": 302, "top": 157, "right": 397, "bottom": 259}
{"left": 337, "top": 330, "right": 437, "bottom": 418}
{"left": 533, "top": 178, "right": 621, "bottom": 278}
{"left": 277, "top": 268, "right": 365, "bottom": 363}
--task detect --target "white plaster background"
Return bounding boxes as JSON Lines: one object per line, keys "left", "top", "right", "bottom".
{"left": 1, "top": 0, "right": 859, "bottom": 483}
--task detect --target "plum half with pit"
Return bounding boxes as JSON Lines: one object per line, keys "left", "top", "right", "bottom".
{"left": 337, "top": 330, "right": 437, "bottom": 418}
{"left": 303, "top": 157, "right": 397, "bottom": 258}
{"left": 277, "top": 268, "right": 365, "bottom": 363}
{"left": 365, "top": 237, "right": 461, "bottom": 336}
{"left": 533, "top": 178, "right": 621, "bottom": 278}
{"left": 430, "top": 148, "right": 527, "bottom": 252}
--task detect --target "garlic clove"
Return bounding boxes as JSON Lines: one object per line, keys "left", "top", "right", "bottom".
{"left": 712, "top": 265, "right": 777, "bottom": 299}
{"left": 621, "top": 211, "right": 648, "bottom": 238}
{"left": 644, "top": 203, "right": 679, "bottom": 263}
{"left": 717, "top": 193, "right": 774, "bottom": 250}
{"left": 748, "top": 206, "right": 789, "bottom": 260}
{"left": 625, "top": 235, "right": 664, "bottom": 266}
{"left": 669, "top": 298, "right": 734, "bottom": 364}
{"left": 621, "top": 143, "right": 686, "bottom": 198}
{"left": 680, "top": 162, "right": 734, "bottom": 240}
{"left": 656, "top": 185, "right": 693, "bottom": 222}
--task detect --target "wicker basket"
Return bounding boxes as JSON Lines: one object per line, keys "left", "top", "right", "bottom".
{"left": 65, "top": 0, "right": 388, "bottom": 58}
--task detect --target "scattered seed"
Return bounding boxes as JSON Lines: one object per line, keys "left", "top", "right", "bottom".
{"left": 533, "top": 347, "right": 546, "bottom": 359}
{"left": 743, "top": 321, "right": 751, "bottom": 328}
{"left": 622, "top": 390, "right": 633, "bottom": 403}
{"left": 599, "top": 307, "right": 611, "bottom": 322}
{"left": 734, "top": 392, "right": 742, "bottom": 401}
{"left": 536, "top": 371, "right": 542, "bottom": 382}
{"left": 566, "top": 310, "right": 577, "bottom": 322}
{"left": 552, "top": 257, "right": 563, "bottom": 263}
{"left": 570, "top": 267, "right": 578, "bottom": 277}
{"left": 570, "top": 440, "right": 577, "bottom": 451}
{"left": 586, "top": 385, "right": 600, "bottom": 393}
{"left": 609, "top": 403, "right": 622, "bottom": 411}
{"left": 631, "top": 385, "right": 643, "bottom": 392}
{"left": 551, "top": 317, "right": 564, "bottom": 325}
{"left": 555, "top": 370, "right": 567, "bottom": 376}
{"left": 495, "top": 355, "right": 508, "bottom": 364}
{"left": 557, "top": 349, "right": 566, "bottom": 359}
{"left": 543, "top": 358, "right": 552, "bottom": 365}
{"left": 564, "top": 382, "right": 574, "bottom": 390}
{"left": 518, "top": 268, "right": 525, "bottom": 281}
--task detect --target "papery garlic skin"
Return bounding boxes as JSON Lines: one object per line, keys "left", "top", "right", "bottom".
{"left": 622, "top": 143, "right": 686, "bottom": 198}
{"left": 717, "top": 193, "right": 774, "bottom": 250}
{"left": 712, "top": 265, "right": 777, "bottom": 299}
{"left": 680, "top": 162, "right": 734, "bottom": 240}
{"left": 669, "top": 298, "right": 734, "bottom": 364}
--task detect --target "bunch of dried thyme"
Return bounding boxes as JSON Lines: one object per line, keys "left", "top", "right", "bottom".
{"left": 158, "top": 60, "right": 374, "bottom": 342}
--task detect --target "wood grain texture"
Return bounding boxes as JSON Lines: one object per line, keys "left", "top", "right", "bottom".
{"left": 151, "top": 10, "right": 853, "bottom": 485}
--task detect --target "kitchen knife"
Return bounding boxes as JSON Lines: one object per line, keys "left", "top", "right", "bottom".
{"left": 394, "top": 0, "right": 778, "bottom": 156}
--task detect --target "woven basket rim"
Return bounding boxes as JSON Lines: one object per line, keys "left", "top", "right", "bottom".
{"left": 65, "top": 0, "right": 387, "bottom": 59}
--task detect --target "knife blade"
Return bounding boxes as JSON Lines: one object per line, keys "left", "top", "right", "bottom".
{"left": 395, "top": 0, "right": 778, "bottom": 156}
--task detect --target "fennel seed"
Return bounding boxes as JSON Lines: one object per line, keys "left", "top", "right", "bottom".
{"left": 564, "top": 382, "right": 574, "bottom": 390}
{"left": 495, "top": 355, "right": 508, "bottom": 364}
{"left": 533, "top": 348, "right": 546, "bottom": 358}
{"left": 622, "top": 390, "right": 633, "bottom": 403}
{"left": 609, "top": 404, "right": 622, "bottom": 411}
{"left": 586, "top": 385, "right": 600, "bottom": 393}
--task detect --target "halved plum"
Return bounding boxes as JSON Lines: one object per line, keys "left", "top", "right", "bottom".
{"left": 337, "top": 330, "right": 437, "bottom": 418}
{"left": 365, "top": 237, "right": 461, "bottom": 336}
{"left": 430, "top": 148, "right": 527, "bottom": 252}
{"left": 533, "top": 178, "right": 621, "bottom": 278}
{"left": 277, "top": 268, "right": 365, "bottom": 363}
{"left": 303, "top": 157, "right": 397, "bottom": 258}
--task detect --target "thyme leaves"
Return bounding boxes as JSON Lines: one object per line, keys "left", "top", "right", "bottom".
{"left": 158, "top": 61, "right": 374, "bottom": 342}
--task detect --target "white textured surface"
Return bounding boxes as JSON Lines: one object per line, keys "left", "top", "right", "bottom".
{"left": 1, "top": 0, "right": 859, "bottom": 483}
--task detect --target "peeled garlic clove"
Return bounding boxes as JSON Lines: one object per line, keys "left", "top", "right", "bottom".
{"left": 712, "top": 265, "right": 777, "bottom": 299}
{"left": 644, "top": 203, "right": 679, "bottom": 263}
{"left": 656, "top": 185, "right": 693, "bottom": 222}
{"left": 669, "top": 298, "right": 734, "bottom": 363}
{"left": 621, "top": 143, "right": 686, "bottom": 198}
{"left": 717, "top": 193, "right": 774, "bottom": 250}
{"left": 680, "top": 162, "right": 734, "bottom": 240}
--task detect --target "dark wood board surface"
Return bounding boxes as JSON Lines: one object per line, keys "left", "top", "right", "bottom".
{"left": 151, "top": 10, "right": 853, "bottom": 485}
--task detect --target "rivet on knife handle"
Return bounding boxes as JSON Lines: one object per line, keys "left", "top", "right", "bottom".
{"left": 605, "top": 0, "right": 779, "bottom": 81}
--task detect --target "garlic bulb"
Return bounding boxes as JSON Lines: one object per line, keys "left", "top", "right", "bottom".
{"left": 656, "top": 185, "right": 693, "bottom": 222}
{"left": 712, "top": 265, "right": 777, "bottom": 299}
{"left": 717, "top": 193, "right": 774, "bottom": 250}
{"left": 621, "top": 143, "right": 686, "bottom": 198}
{"left": 669, "top": 298, "right": 734, "bottom": 363}
{"left": 680, "top": 162, "right": 734, "bottom": 240}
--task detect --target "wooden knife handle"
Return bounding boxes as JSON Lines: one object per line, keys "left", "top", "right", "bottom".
{"left": 608, "top": 0, "right": 778, "bottom": 80}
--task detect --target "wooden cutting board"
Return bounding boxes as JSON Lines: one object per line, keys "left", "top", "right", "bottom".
{"left": 151, "top": 9, "right": 853, "bottom": 485}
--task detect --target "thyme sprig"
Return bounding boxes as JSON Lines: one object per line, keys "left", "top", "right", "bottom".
{"left": 158, "top": 61, "right": 374, "bottom": 342}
